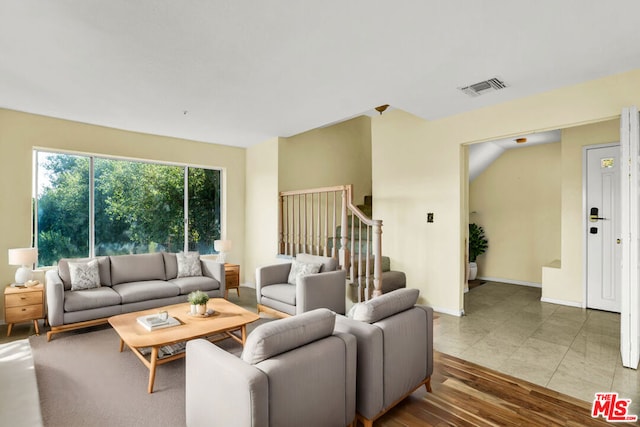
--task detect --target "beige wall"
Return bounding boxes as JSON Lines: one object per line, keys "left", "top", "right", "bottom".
{"left": 278, "top": 115, "right": 372, "bottom": 205}
{"left": 0, "top": 109, "right": 246, "bottom": 321}
{"left": 470, "top": 143, "right": 561, "bottom": 284}
{"left": 244, "top": 137, "right": 280, "bottom": 286}
{"left": 371, "top": 68, "right": 640, "bottom": 315}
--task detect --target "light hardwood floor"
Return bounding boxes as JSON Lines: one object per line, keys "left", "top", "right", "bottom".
{"left": 375, "top": 351, "right": 636, "bottom": 426}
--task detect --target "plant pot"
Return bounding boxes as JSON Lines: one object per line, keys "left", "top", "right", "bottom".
{"left": 196, "top": 304, "right": 207, "bottom": 315}
{"left": 468, "top": 262, "right": 478, "bottom": 281}
{"left": 190, "top": 304, "right": 198, "bottom": 315}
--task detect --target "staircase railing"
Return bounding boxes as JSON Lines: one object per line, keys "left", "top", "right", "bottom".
{"left": 278, "top": 184, "right": 383, "bottom": 300}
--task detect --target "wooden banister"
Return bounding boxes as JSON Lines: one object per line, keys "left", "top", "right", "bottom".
{"left": 278, "top": 184, "right": 383, "bottom": 299}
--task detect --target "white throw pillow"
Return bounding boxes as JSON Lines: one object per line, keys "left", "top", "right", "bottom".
{"left": 176, "top": 251, "right": 202, "bottom": 278}
{"left": 287, "top": 260, "right": 322, "bottom": 285}
{"left": 69, "top": 259, "right": 101, "bottom": 291}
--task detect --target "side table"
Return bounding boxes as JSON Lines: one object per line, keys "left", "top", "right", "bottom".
{"left": 4, "top": 283, "right": 45, "bottom": 336}
{"left": 224, "top": 263, "right": 240, "bottom": 299}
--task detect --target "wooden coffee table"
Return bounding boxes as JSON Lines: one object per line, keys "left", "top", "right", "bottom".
{"left": 108, "top": 299, "right": 259, "bottom": 393}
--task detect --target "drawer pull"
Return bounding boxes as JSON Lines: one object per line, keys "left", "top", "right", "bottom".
{"left": 22, "top": 308, "right": 27, "bottom": 311}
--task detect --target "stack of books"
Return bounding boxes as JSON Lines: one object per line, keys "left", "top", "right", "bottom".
{"left": 137, "top": 314, "right": 180, "bottom": 331}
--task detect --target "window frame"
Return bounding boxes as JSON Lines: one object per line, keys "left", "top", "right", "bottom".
{"left": 33, "top": 148, "right": 225, "bottom": 265}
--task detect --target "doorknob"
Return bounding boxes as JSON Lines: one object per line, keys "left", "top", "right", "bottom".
{"left": 589, "top": 207, "right": 606, "bottom": 222}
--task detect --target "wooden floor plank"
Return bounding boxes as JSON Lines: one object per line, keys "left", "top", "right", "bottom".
{"left": 373, "top": 351, "right": 637, "bottom": 426}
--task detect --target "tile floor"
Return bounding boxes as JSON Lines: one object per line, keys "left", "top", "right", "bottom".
{"left": 434, "top": 281, "right": 640, "bottom": 416}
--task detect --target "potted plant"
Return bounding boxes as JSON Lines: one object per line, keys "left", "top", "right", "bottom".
{"left": 187, "top": 290, "right": 210, "bottom": 315}
{"left": 468, "top": 223, "right": 488, "bottom": 281}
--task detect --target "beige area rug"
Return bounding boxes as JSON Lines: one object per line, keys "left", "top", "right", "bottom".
{"left": 29, "top": 318, "right": 269, "bottom": 427}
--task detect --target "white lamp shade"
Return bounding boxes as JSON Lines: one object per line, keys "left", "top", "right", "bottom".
{"left": 8, "top": 247, "right": 38, "bottom": 266}
{"left": 214, "top": 240, "right": 231, "bottom": 263}
{"left": 8, "top": 248, "right": 38, "bottom": 284}
{"left": 214, "top": 240, "right": 232, "bottom": 252}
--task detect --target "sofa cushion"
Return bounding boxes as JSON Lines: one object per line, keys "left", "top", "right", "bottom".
{"left": 110, "top": 253, "right": 166, "bottom": 285}
{"left": 287, "top": 259, "right": 321, "bottom": 285}
{"left": 112, "top": 280, "right": 180, "bottom": 304}
{"left": 169, "top": 276, "right": 220, "bottom": 294}
{"left": 69, "top": 259, "right": 101, "bottom": 291}
{"left": 163, "top": 252, "right": 179, "bottom": 280}
{"left": 58, "top": 257, "right": 111, "bottom": 291}
{"left": 177, "top": 251, "right": 202, "bottom": 278}
{"left": 260, "top": 283, "right": 296, "bottom": 306}
{"left": 241, "top": 308, "right": 335, "bottom": 365}
{"left": 295, "top": 253, "right": 338, "bottom": 272}
{"left": 64, "top": 287, "right": 121, "bottom": 312}
{"left": 348, "top": 288, "right": 419, "bottom": 324}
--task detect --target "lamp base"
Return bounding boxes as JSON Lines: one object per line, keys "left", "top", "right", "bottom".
{"left": 217, "top": 252, "right": 227, "bottom": 264}
{"left": 15, "top": 266, "right": 33, "bottom": 284}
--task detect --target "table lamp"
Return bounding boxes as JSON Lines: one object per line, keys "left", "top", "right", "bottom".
{"left": 214, "top": 240, "right": 232, "bottom": 263}
{"left": 8, "top": 247, "right": 38, "bottom": 285}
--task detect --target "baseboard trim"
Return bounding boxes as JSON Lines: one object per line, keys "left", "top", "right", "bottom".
{"left": 540, "top": 297, "right": 584, "bottom": 308}
{"left": 432, "top": 306, "right": 464, "bottom": 317}
{"left": 477, "top": 276, "right": 541, "bottom": 288}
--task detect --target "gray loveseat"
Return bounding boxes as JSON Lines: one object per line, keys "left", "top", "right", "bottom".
{"left": 45, "top": 252, "right": 225, "bottom": 340}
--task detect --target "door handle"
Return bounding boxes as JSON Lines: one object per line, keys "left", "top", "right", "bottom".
{"left": 589, "top": 207, "right": 606, "bottom": 222}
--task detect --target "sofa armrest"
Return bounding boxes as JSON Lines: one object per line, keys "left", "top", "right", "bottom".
{"left": 416, "top": 305, "right": 434, "bottom": 378}
{"left": 297, "top": 269, "right": 347, "bottom": 315}
{"left": 334, "top": 315, "right": 384, "bottom": 419}
{"left": 256, "top": 263, "right": 291, "bottom": 287}
{"left": 201, "top": 259, "right": 225, "bottom": 295}
{"left": 45, "top": 269, "right": 65, "bottom": 327}
{"left": 186, "top": 339, "right": 268, "bottom": 427}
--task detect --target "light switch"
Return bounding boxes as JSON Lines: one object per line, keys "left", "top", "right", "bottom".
{"left": 427, "top": 213, "right": 434, "bottom": 223}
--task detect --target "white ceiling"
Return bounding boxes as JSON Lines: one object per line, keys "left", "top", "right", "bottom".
{"left": 2, "top": 1, "right": 640, "bottom": 148}
{"left": 468, "top": 130, "right": 561, "bottom": 181}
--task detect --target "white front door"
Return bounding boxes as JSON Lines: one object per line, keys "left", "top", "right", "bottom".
{"left": 586, "top": 145, "right": 621, "bottom": 313}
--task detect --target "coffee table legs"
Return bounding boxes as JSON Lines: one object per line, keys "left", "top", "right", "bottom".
{"left": 148, "top": 347, "right": 159, "bottom": 394}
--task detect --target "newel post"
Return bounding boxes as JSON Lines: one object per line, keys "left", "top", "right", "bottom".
{"left": 339, "top": 187, "right": 350, "bottom": 270}
{"left": 278, "top": 195, "right": 285, "bottom": 255}
{"left": 372, "top": 219, "right": 383, "bottom": 298}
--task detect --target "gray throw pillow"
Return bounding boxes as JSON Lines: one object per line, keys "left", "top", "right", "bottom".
{"left": 69, "top": 259, "right": 101, "bottom": 291}
{"left": 176, "top": 251, "right": 202, "bottom": 278}
{"left": 287, "top": 259, "right": 322, "bottom": 285}
{"left": 348, "top": 288, "right": 419, "bottom": 323}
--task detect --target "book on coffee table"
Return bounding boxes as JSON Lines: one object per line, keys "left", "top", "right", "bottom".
{"left": 137, "top": 314, "right": 180, "bottom": 331}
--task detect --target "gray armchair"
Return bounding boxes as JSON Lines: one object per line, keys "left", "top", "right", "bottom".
{"left": 186, "top": 308, "right": 357, "bottom": 427}
{"left": 256, "top": 253, "right": 347, "bottom": 317}
{"left": 334, "top": 288, "right": 433, "bottom": 427}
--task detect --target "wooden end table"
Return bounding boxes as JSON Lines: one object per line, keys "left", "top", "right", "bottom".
{"left": 108, "top": 299, "right": 259, "bottom": 393}
{"left": 4, "top": 283, "right": 45, "bottom": 336}
{"left": 224, "top": 263, "right": 240, "bottom": 298}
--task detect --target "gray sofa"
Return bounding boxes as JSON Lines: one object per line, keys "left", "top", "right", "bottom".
{"left": 186, "top": 308, "right": 356, "bottom": 427}
{"left": 335, "top": 288, "right": 433, "bottom": 427}
{"left": 45, "top": 252, "right": 225, "bottom": 340}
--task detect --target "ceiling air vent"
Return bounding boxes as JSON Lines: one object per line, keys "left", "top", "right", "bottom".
{"left": 459, "top": 77, "right": 508, "bottom": 97}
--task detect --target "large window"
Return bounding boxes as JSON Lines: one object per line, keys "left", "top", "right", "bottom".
{"left": 34, "top": 151, "right": 221, "bottom": 267}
